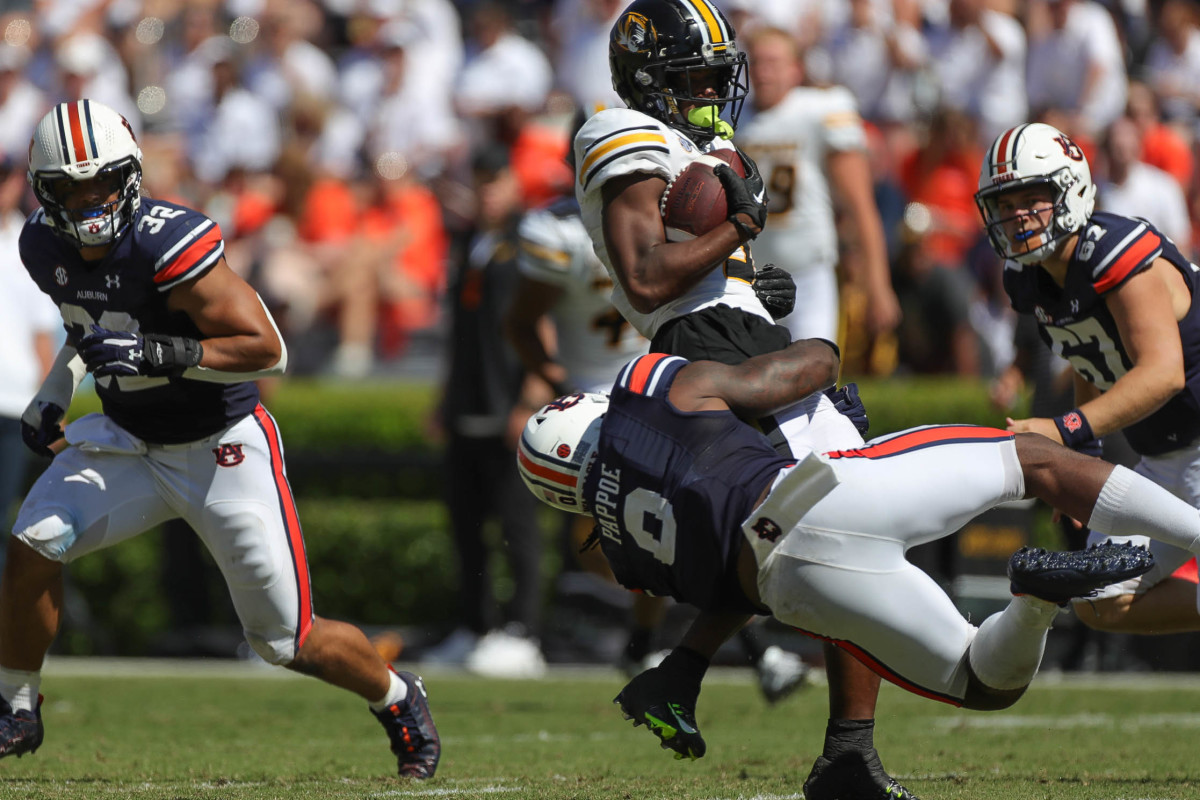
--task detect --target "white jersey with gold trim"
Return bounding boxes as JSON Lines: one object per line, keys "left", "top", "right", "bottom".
{"left": 574, "top": 106, "right": 770, "bottom": 339}
{"left": 737, "top": 86, "right": 867, "bottom": 274}
{"left": 517, "top": 198, "right": 649, "bottom": 393}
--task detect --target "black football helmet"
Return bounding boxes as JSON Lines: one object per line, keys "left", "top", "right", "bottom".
{"left": 609, "top": 0, "right": 748, "bottom": 141}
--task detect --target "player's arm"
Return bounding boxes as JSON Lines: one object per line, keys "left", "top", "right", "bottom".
{"left": 1008, "top": 259, "right": 1186, "bottom": 443}
{"left": 20, "top": 343, "right": 88, "bottom": 456}
{"left": 503, "top": 274, "right": 571, "bottom": 396}
{"left": 166, "top": 256, "right": 287, "bottom": 379}
{"left": 670, "top": 337, "right": 841, "bottom": 418}
{"left": 827, "top": 149, "right": 900, "bottom": 334}
{"left": 601, "top": 172, "right": 758, "bottom": 313}
{"left": 1078, "top": 260, "right": 1187, "bottom": 435}
{"left": 78, "top": 256, "right": 289, "bottom": 382}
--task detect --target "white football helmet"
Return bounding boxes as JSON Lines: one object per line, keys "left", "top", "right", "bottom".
{"left": 975, "top": 122, "right": 1096, "bottom": 265}
{"left": 516, "top": 392, "right": 609, "bottom": 514}
{"left": 28, "top": 99, "right": 143, "bottom": 248}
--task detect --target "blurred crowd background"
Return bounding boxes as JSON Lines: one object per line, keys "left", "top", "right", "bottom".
{"left": 1, "top": 0, "right": 1198, "bottom": 385}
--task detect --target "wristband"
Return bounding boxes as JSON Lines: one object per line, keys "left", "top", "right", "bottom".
{"left": 1053, "top": 408, "right": 1095, "bottom": 448}
{"left": 143, "top": 334, "right": 203, "bottom": 377}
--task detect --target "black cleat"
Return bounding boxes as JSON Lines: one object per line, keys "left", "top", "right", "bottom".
{"left": 1008, "top": 540, "right": 1154, "bottom": 605}
{"left": 373, "top": 671, "right": 440, "bottom": 779}
{"left": 0, "top": 695, "right": 43, "bottom": 759}
{"left": 803, "top": 749, "right": 920, "bottom": 800}
{"left": 614, "top": 690, "right": 706, "bottom": 761}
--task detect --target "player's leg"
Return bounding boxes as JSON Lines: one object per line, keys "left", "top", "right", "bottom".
{"left": 188, "top": 407, "right": 439, "bottom": 778}
{"left": 1068, "top": 448, "right": 1200, "bottom": 633}
{"left": 0, "top": 425, "right": 174, "bottom": 758}
{"left": 1014, "top": 433, "right": 1200, "bottom": 558}
{"left": 753, "top": 432, "right": 1084, "bottom": 704}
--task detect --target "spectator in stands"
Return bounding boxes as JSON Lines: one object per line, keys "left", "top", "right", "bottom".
{"left": 925, "top": 0, "right": 1028, "bottom": 144}
{"left": 52, "top": 32, "right": 139, "bottom": 136}
{"left": 366, "top": 20, "right": 466, "bottom": 181}
{"left": 455, "top": 3, "right": 566, "bottom": 209}
{"left": 1125, "top": 81, "right": 1194, "bottom": 193}
{"left": 547, "top": 0, "right": 624, "bottom": 112}
{"left": 1097, "top": 116, "right": 1192, "bottom": 253}
{"left": 161, "top": 6, "right": 224, "bottom": 132}
{"left": 892, "top": 202, "right": 983, "bottom": 376}
{"left": 360, "top": 151, "right": 450, "bottom": 360}
{"left": 243, "top": 0, "right": 338, "bottom": 114}
{"left": 0, "top": 45, "right": 44, "bottom": 161}
{"left": 1141, "top": 0, "right": 1200, "bottom": 134}
{"left": 813, "top": 0, "right": 928, "bottom": 146}
{"left": 899, "top": 105, "right": 986, "bottom": 271}
{"left": 191, "top": 40, "right": 280, "bottom": 186}
{"left": 1025, "top": 0, "right": 1128, "bottom": 137}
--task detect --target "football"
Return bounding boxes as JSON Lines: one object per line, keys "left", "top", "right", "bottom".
{"left": 660, "top": 149, "right": 747, "bottom": 237}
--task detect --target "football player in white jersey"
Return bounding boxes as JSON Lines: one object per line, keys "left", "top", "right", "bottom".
{"left": 737, "top": 26, "right": 900, "bottom": 346}
{"left": 574, "top": 2, "right": 914, "bottom": 797}
{"left": 506, "top": 195, "right": 649, "bottom": 397}
{"left": 2, "top": 101, "right": 440, "bottom": 778}
{"left": 504, "top": 180, "right": 656, "bottom": 675}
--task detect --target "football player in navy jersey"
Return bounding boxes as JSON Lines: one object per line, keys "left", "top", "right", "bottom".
{"left": 576, "top": 3, "right": 912, "bottom": 798}
{"left": 0, "top": 100, "right": 440, "bottom": 778}
{"left": 977, "top": 121, "right": 1200, "bottom": 637}
{"left": 512, "top": 341, "right": 1200, "bottom": 797}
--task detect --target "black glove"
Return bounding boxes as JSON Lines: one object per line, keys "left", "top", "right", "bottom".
{"left": 715, "top": 149, "right": 767, "bottom": 240}
{"left": 20, "top": 401, "right": 65, "bottom": 458}
{"left": 824, "top": 382, "right": 869, "bottom": 436}
{"left": 79, "top": 324, "right": 203, "bottom": 378}
{"left": 754, "top": 264, "right": 796, "bottom": 320}
{"left": 613, "top": 646, "right": 708, "bottom": 760}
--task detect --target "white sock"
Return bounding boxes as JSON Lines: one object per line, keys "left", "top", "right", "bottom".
{"left": 967, "top": 595, "right": 1059, "bottom": 691}
{"left": 0, "top": 667, "right": 40, "bottom": 713}
{"left": 1088, "top": 465, "right": 1200, "bottom": 554}
{"left": 368, "top": 669, "right": 408, "bottom": 712}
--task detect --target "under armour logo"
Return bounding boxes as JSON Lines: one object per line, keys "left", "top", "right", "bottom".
{"left": 1070, "top": 299, "right": 1079, "bottom": 314}
{"left": 212, "top": 443, "right": 245, "bottom": 467}
{"left": 751, "top": 516, "right": 783, "bottom": 543}
{"left": 105, "top": 274, "right": 120, "bottom": 289}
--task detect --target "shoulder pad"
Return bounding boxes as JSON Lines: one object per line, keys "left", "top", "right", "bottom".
{"left": 1078, "top": 213, "right": 1163, "bottom": 294}
{"left": 614, "top": 353, "right": 689, "bottom": 399}
{"left": 133, "top": 200, "right": 226, "bottom": 291}
{"left": 576, "top": 108, "right": 674, "bottom": 192}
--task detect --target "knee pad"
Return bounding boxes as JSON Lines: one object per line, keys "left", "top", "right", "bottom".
{"left": 243, "top": 631, "right": 296, "bottom": 666}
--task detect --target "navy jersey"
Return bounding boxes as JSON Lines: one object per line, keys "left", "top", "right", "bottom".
{"left": 1003, "top": 212, "right": 1200, "bottom": 455}
{"left": 582, "top": 353, "right": 793, "bottom": 613}
{"left": 20, "top": 197, "right": 259, "bottom": 444}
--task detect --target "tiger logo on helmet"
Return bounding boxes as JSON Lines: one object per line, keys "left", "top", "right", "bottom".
{"left": 975, "top": 122, "right": 1097, "bottom": 266}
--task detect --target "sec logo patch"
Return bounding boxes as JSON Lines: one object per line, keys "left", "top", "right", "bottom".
{"left": 557, "top": 444, "right": 571, "bottom": 458}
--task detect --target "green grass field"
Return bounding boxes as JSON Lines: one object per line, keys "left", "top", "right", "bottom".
{"left": 4, "top": 659, "right": 1200, "bottom": 799}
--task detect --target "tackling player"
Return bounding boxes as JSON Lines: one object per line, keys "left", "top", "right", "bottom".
{"left": 515, "top": 341, "right": 1192, "bottom": 799}
{"left": 978, "top": 122, "right": 1200, "bottom": 636}
{"left": 2, "top": 100, "right": 440, "bottom": 778}
{"left": 575, "top": 1, "right": 908, "bottom": 796}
